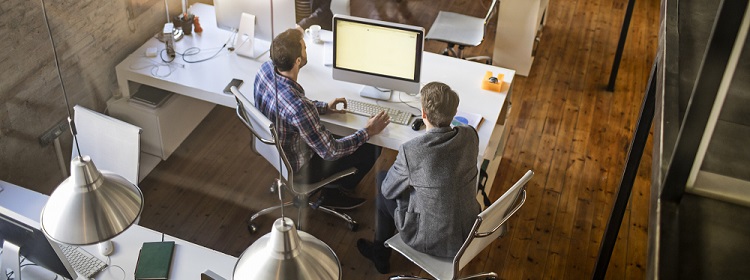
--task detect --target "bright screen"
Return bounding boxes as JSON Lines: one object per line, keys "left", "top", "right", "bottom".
{"left": 334, "top": 20, "right": 421, "bottom": 81}
{"left": 332, "top": 14, "right": 425, "bottom": 100}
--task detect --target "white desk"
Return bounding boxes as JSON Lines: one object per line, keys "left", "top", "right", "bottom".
{"left": 115, "top": 3, "right": 513, "bottom": 163}
{"left": 0, "top": 180, "right": 236, "bottom": 280}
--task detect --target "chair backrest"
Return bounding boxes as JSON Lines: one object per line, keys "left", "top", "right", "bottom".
{"left": 483, "top": 0, "right": 501, "bottom": 25}
{"left": 454, "top": 170, "right": 534, "bottom": 271}
{"left": 230, "top": 86, "right": 293, "bottom": 183}
{"left": 72, "top": 105, "right": 141, "bottom": 185}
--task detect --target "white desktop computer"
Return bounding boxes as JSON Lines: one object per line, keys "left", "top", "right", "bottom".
{"left": 332, "top": 15, "right": 425, "bottom": 100}
{"left": 214, "top": 0, "right": 296, "bottom": 57}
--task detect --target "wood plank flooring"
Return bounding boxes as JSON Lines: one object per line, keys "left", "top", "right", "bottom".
{"left": 137, "top": 0, "right": 659, "bottom": 278}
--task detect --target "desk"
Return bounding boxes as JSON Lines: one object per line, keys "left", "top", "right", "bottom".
{"left": 114, "top": 3, "right": 514, "bottom": 166}
{"left": 0, "top": 180, "right": 237, "bottom": 280}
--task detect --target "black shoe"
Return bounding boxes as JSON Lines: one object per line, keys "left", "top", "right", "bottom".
{"left": 319, "top": 188, "right": 366, "bottom": 210}
{"left": 357, "top": 239, "right": 391, "bottom": 274}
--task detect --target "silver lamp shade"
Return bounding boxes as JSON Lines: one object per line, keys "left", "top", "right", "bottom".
{"left": 40, "top": 156, "right": 144, "bottom": 245}
{"left": 233, "top": 217, "right": 341, "bottom": 280}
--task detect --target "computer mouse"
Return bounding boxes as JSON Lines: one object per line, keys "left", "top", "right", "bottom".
{"left": 98, "top": 240, "right": 114, "bottom": 256}
{"left": 411, "top": 119, "right": 424, "bottom": 131}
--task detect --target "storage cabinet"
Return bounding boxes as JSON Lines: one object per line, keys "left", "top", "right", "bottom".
{"left": 107, "top": 92, "right": 214, "bottom": 160}
{"left": 492, "top": 0, "right": 549, "bottom": 76}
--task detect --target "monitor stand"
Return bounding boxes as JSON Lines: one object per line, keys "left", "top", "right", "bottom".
{"left": 2, "top": 240, "right": 22, "bottom": 280}
{"left": 359, "top": 86, "right": 392, "bottom": 101}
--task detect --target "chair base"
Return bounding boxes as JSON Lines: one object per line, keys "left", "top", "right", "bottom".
{"left": 389, "top": 272, "right": 497, "bottom": 280}
{"left": 438, "top": 43, "right": 492, "bottom": 65}
{"left": 247, "top": 196, "right": 358, "bottom": 233}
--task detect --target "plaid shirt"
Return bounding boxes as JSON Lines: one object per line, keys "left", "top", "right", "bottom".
{"left": 253, "top": 61, "right": 369, "bottom": 171}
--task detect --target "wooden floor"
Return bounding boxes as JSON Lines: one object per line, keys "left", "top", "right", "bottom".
{"left": 138, "top": 0, "right": 659, "bottom": 279}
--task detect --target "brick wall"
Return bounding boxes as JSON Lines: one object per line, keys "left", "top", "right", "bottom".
{"left": 0, "top": 0, "right": 208, "bottom": 193}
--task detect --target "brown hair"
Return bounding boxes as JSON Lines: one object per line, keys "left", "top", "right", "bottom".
{"left": 420, "top": 82, "right": 459, "bottom": 127}
{"left": 270, "top": 29, "right": 303, "bottom": 71}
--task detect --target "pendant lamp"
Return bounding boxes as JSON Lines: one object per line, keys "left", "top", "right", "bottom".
{"left": 37, "top": 0, "right": 144, "bottom": 248}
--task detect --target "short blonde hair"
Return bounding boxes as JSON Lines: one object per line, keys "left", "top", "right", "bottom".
{"left": 420, "top": 82, "right": 459, "bottom": 127}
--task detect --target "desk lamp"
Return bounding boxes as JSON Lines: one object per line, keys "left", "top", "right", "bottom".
{"left": 36, "top": 0, "right": 144, "bottom": 252}
{"left": 232, "top": 179, "right": 340, "bottom": 279}
{"left": 232, "top": 68, "right": 341, "bottom": 280}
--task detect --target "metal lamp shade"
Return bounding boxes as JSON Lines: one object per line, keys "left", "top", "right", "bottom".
{"left": 40, "top": 156, "right": 144, "bottom": 245}
{"left": 233, "top": 217, "right": 341, "bottom": 280}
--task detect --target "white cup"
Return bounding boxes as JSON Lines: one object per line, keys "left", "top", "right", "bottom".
{"left": 305, "top": 25, "right": 322, "bottom": 43}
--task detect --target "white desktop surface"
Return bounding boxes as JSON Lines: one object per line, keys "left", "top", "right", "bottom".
{"left": 0, "top": 180, "right": 236, "bottom": 280}
{"left": 116, "top": 3, "right": 514, "bottom": 159}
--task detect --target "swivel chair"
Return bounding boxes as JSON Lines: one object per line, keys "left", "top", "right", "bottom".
{"left": 425, "top": 0, "right": 500, "bottom": 64}
{"left": 230, "top": 86, "right": 359, "bottom": 233}
{"left": 385, "top": 170, "right": 533, "bottom": 280}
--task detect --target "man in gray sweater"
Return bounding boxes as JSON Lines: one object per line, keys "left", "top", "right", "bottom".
{"left": 357, "top": 82, "right": 482, "bottom": 274}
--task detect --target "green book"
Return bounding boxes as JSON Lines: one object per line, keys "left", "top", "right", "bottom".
{"left": 134, "top": 241, "right": 175, "bottom": 280}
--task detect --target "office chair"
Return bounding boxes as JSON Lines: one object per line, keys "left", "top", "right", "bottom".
{"left": 425, "top": 0, "right": 500, "bottom": 64}
{"left": 72, "top": 105, "right": 142, "bottom": 185}
{"left": 230, "top": 86, "right": 360, "bottom": 233}
{"left": 384, "top": 170, "right": 533, "bottom": 280}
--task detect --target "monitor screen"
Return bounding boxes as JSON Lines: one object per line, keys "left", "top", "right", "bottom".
{"left": 332, "top": 15, "right": 424, "bottom": 99}
{"left": 214, "top": 0, "right": 296, "bottom": 43}
{"left": 0, "top": 206, "right": 76, "bottom": 279}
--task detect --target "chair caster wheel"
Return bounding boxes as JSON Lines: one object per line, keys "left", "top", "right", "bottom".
{"left": 248, "top": 223, "right": 258, "bottom": 233}
{"left": 348, "top": 221, "right": 358, "bottom": 232}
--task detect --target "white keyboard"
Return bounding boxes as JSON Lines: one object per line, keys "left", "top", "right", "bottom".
{"left": 59, "top": 244, "right": 107, "bottom": 278}
{"left": 346, "top": 99, "right": 413, "bottom": 125}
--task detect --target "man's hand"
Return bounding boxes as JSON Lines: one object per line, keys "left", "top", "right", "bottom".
{"left": 365, "top": 111, "right": 390, "bottom": 136}
{"left": 328, "top": 98, "right": 347, "bottom": 113}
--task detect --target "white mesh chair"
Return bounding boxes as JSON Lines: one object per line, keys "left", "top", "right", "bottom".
{"left": 230, "top": 86, "right": 359, "bottom": 233}
{"left": 425, "top": 0, "right": 500, "bottom": 63}
{"left": 385, "top": 170, "right": 533, "bottom": 280}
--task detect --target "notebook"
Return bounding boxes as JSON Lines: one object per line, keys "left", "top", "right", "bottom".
{"left": 130, "top": 85, "right": 173, "bottom": 108}
{"left": 134, "top": 241, "right": 175, "bottom": 280}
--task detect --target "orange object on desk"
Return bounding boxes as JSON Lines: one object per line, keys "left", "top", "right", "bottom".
{"left": 481, "top": 71, "right": 504, "bottom": 92}
{"left": 194, "top": 16, "right": 203, "bottom": 33}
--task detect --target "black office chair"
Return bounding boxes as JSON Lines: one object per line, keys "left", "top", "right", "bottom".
{"left": 425, "top": 0, "right": 500, "bottom": 64}
{"left": 385, "top": 170, "right": 533, "bottom": 280}
{"left": 230, "top": 86, "right": 359, "bottom": 233}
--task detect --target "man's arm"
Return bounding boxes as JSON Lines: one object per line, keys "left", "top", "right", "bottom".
{"left": 293, "top": 100, "right": 368, "bottom": 160}
{"left": 381, "top": 146, "right": 411, "bottom": 199}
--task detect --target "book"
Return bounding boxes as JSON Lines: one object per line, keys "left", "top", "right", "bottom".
{"left": 452, "top": 111, "right": 483, "bottom": 129}
{"left": 130, "top": 85, "right": 174, "bottom": 108}
{"left": 134, "top": 241, "right": 175, "bottom": 280}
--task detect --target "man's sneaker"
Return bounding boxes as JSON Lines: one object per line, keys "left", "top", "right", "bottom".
{"left": 357, "top": 239, "right": 391, "bottom": 274}
{"left": 319, "top": 188, "right": 366, "bottom": 210}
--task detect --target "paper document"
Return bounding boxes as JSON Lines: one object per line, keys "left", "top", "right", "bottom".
{"left": 323, "top": 41, "right": 333, "bottom": 66}
{"left": 453, "top": 111, "right": 483, "bottom": 129}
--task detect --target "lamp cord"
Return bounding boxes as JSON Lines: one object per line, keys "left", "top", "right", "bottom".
{"left": 40, "top": 0, "right": 82, "bottom": 159}
{"left": 272, "top": 69, "right": 287, "bottom": 227}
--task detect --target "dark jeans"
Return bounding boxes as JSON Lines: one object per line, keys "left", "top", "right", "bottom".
{"left": 294, "top": 143, "right": 381, "bottom": 191}
{"left": 375, "top": 171, "right": 398, "bottom": 245}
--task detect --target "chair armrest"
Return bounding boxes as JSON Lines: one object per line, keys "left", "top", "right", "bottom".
{"left": 290, "top": 167, "right": 357, "bottom": 195}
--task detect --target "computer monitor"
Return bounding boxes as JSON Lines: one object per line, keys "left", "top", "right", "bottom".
{"left": 0, "top": 205, "right": 76, "bottom": 279}
{"left": 332, "top": 15, "right": 425, "bottom": 100}
{"left": 214, "top": 0, "right": 296, "bottom": 44}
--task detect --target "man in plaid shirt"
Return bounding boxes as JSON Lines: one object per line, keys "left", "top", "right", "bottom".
{"left": 251, "top": 29, "right": 390, "bottom": 209}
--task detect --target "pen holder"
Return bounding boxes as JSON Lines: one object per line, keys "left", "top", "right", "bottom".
{"left": 174, "top": 14, "right": 194, "bottom": 35}
{"left": 481, "top": 71, "right": 504, "bottom": 92}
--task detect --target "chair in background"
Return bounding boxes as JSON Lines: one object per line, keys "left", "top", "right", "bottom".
{"left": 385, "top": 170, "right": 534, "bottom": 280}
{"left": 425, "top": 0, "right": 500, "bottom": 64}
{"left": 72, "top": 105, "right": 142, "bottom": 185}
{"left": 230, "top": 86, "right": 359, "bottom": 233}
